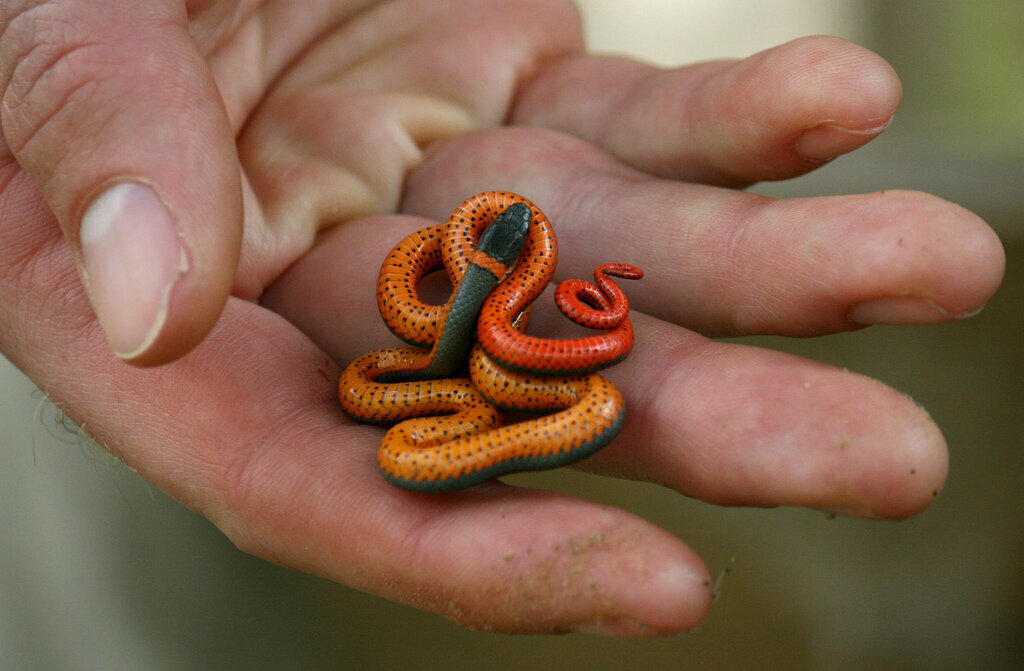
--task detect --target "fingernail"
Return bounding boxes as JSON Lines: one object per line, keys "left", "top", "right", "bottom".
{"left": 80, "top": 181, "right": 188, "bottom": 359}
{"left": 795, "top": 118, "right": 893, "bottom": 162}
{"left": 849, "top": 296, "right": 975, "bottom": 326}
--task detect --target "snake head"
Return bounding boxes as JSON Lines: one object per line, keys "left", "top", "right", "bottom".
{"left": 475, "top": 202, "right": 531, "bottom": 267}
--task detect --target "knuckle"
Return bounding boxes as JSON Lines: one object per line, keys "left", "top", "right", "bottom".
{"left": 0, "top": 3, "right": 108, "bottom": 159}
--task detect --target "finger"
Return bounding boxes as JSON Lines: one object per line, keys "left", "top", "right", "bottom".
{"left": 513, "top": 36, "right": 902, "bottom": 186}
{"left": 262, "top": 216, "right": 945, "bottom": 521}
{"left": 0, "top": 0, "right": 241, "bottom": 365}
{"left": 507, "top": 297, "right": 946, "bottom": 520}
{"left": 592, "top": 312, "right": 947, "bottom": 520}
{"left": 403, "top": 127, "right": 1004, "bottom": 337}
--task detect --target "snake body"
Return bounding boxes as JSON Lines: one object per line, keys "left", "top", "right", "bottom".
{"left": 339, "top": 191, "right": 641, "bottom": 491}
{"left": 378, "top": 202, "right": 530, "bottom": 381}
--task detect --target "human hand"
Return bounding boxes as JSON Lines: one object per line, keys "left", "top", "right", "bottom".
{"left": 0, "top": 0, "right": 1003, "bottom": 636}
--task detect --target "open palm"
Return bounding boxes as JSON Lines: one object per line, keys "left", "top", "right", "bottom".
{"left": 0, "top": 0, "right": 1003, "bottom": 634}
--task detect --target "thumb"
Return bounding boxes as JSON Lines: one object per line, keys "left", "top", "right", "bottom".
{"left": 1, "top": 0, "right": 242, "bottom": 365}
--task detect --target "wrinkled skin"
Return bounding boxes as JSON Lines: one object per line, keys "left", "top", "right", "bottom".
{"left": 0, "top": 0, "right": 1004, "bottom": 635}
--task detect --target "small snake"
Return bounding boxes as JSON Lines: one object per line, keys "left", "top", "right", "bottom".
{"left": 339, "top": 191, "right": 642, "bottom": 491}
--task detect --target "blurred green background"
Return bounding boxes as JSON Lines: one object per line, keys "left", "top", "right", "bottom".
{"left": 2, "top": 1, "right": 1021, "bottom": 669}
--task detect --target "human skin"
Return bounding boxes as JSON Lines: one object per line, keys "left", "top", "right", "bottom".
{"left": 0, "top": 1, "right": 1005, "bottom": 635}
